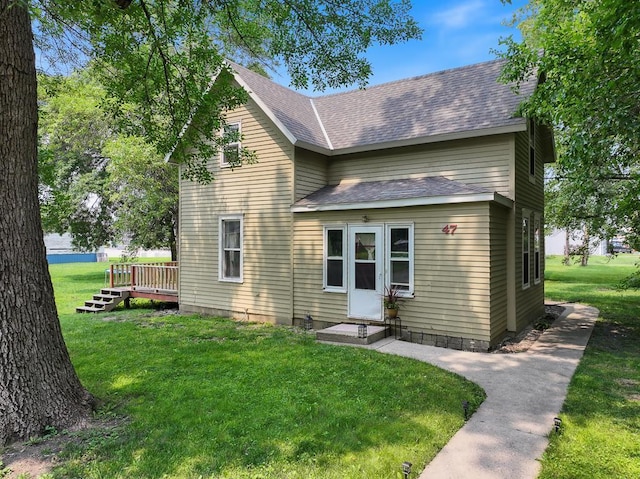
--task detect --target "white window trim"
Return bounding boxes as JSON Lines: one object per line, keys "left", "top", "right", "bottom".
{"left": 220, "top": 121, "right": 241, "bottom": 168}
{"left": 522, "top": 209, "right": 531, "bottom": 289}
{"left": 323, "top": 225, "right": 347, "bottom": 293}
{"left": 528, "top": 119, "right": 536, "bottom": 184}
{"left": 219, "top": 214, "right": 243, "bottom": 283}
{"left": 385, "top": 223, "right": 414, "bottom": 298}
{"left": 534, "top": 212, "right": 541, "bottom": 285}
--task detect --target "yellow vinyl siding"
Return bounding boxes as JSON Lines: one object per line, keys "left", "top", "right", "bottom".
{"left": 294, "top": 148, "right": 328, "bottom": 201}
{"left": 328, "top": 135, "right": 513, "bottom": 197}
{"left": 179, "top": 99, "right": 294, "bottom": 323}
{"left": 178, "top": 84, "right": 548, "bottom": 346}
{"left": 489, "top": 202, "right": 509, "bottom": 342}
{"left": 293, "top": 203, "right": 496, "bottom": 341}
{"left": 513, "top": 127, "right": 545, "bottom": 331}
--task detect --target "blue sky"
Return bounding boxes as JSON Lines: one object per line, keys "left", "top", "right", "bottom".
{"left": 274, "top": 0, "right": 528, "bottom": 95}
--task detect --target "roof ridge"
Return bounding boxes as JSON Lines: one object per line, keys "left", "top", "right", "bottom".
{"left": 311, "top": 58, "right": 507, "bottom": 100}
{"left": 309, "top": 98, "right": 333, "bottom": 150}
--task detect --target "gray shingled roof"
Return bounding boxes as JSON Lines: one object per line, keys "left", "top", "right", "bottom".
{"left": 229, "top": 60, "right": 534, "bottom": 154}
{"left": 292, "top": 176, "right": 499, "bottom": 211}
{"left": 229, "top": 62, "right": 330, "bottom": 149}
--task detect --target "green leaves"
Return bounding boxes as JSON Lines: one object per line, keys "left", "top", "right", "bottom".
{"left": 33, "top": 0, "right": 422, "bottom": 181}
{"left": 37, "top": 72, "right": 179, "bottom": 256}
{"left": 499, "top": 0, "right": 640, "bottom": 246}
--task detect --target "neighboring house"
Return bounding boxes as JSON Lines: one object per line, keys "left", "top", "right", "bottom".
{"left": 545, "top": 229, "right": 609, "bottom": 256}
{"left": 174, "top": 59, "right": 555, "bottom": 351}
{"left": 44, "top": 233, "right": 107, "bottom": 264}
{"left": 44, "top": 233, "right": 75, "bottom": 255}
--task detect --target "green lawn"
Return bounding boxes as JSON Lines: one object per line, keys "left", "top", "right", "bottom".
{"left": 539, "top": 255, "right": 640, "bottom": 479}
{"left": 44, "top": 261, "right": 484, "bottom": 479}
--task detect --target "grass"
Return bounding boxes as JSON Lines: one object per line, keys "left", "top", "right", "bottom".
{"left": 44, "top": 261, "right": 484, "bottom": 479}
{"left": 539, "top": 254, "right": 640, "bottom": 479}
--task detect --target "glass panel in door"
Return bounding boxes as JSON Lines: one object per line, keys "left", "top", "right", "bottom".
{"left": 348, "top": 226, "right": 383, "bottom": 320}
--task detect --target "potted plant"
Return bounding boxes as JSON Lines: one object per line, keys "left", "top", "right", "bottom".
{"left": 384, "top": 285, "right": 402, "bottom": 318}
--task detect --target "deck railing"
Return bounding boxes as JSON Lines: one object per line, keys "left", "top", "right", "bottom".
{"left": 109, "top": 262, "right": 178, "bottom": 292}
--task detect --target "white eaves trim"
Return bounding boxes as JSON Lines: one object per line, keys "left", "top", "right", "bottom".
{"left": 291, "top": 191, "right": 513, "bottom": 213}
{"left": 164, "top": 67, "right": 224, "bottom": 164}
{"left": 329, "top": 123, "right": 527, "bottom": 156}
{"left": 272, "top": 123, "right": 527, "bottom": 158}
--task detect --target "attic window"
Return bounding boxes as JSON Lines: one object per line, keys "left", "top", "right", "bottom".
{"left": 221, "top": 122, "right": 241, "bottom": 167}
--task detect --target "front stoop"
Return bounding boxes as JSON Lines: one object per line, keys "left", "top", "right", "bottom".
{"left": 316, "top": 324, "right": 388, "bottom": 345}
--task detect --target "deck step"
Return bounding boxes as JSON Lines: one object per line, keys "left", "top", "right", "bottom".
{"left": 75, "top": 305, "right": 105, "bottom": 313}
{"left": 85, "top": 300, "right": 111, "bottom": 308}
{"left": 76, "top": 289, "right": 130, "bottom": 314}
{"left": 101, "top": 288, "right": 128, "bottom": 297}
{"left": 93, "top": 293, "right": 120, "bottom": 301}
{"left": 316, "top": 324, "right": 388, "bottom": 345}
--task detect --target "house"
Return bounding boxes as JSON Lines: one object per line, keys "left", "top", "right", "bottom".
{"left": 545, "top": 228, "right": 609, "bottom": 256}
{"left": 44, "top": 233, "right": 107, "bottom": 264}
{"left": 175, "top": 59, "right": 555, "bottom": 351}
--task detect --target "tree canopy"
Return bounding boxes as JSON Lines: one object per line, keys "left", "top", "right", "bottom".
{"left": 38, "top": 73, "right": 115, "bottom": 251}
{"left": 35, "top": 0, "right": 422, "bottom": 181}
{"left": 38, "top": 72, "right": 179, "bottom": 259}
{"left": 498, "top": 0, "right": 640, "bottom": 247}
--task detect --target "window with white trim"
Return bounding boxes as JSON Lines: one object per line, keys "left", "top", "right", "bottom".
{"left": 221, "top": 122, "right": 241, "bottom": 167}
{"left": 529, "top": 120, "right": 536, "bottom": 181}
{"left": 522, "top": 210, "right": 530, "bottom": 289}
{"left": 534, "top": 213, "right": 541, "bottom": 284}
{"left": 219, "top": 215, "right": 243, "bottom": 282}
{"left": 323, "top": 226, "right": 346, "bottom": 292}
{"left": 386, "top": 224, "right": 414, "bottom": 295}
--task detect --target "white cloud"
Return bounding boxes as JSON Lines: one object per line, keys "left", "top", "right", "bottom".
{"left": 430, "top": 0, "right": 488, "bottom": 29}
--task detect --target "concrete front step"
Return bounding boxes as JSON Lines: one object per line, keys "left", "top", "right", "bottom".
{"left": 316, "top": 324, "right": 388, "bottom": 345}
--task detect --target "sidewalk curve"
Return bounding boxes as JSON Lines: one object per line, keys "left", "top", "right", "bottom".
{"left": 372, "top": 303, "right": 598, "bottom": 479}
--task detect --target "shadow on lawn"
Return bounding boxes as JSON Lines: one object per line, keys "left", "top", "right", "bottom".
{"left": 61, "top": 316, "right": 482, "bottom": 478}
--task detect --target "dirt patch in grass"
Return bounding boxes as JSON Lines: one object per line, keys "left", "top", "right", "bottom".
{"left": 2, "top": 435, "right": 75, "bottom": 478}
{"left": 615, "top": 378, "right": 640, "bottom": 402}
{"left": 1, "top": 417, "right": 126, "bottom": 479}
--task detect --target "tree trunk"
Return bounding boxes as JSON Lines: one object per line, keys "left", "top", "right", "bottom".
{"left": 581, "top": 225, "right": 590, "bottom": 266}
{"left": 0, "top": 1, "right": 94, "bottom": 445}
{"left": 563, "top": 230, "right": 570, "bottom": 265}
{"left": 170, "top": 225, "right": 178, "bottom": 262}
{"left": 170, "top": 208, "right": 178, "bottom": 262}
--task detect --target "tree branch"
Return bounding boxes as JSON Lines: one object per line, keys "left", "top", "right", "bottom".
{"left": 139, "top": 0, "right": 177, "bottom": 125}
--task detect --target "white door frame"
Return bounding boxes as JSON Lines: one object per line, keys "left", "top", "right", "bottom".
{"left": 348, "top": 224, "right": 383, "bottom": 320}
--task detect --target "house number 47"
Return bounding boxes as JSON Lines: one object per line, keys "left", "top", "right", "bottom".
{"left": 442, "top": 224, "right": 458, "bottom": 235}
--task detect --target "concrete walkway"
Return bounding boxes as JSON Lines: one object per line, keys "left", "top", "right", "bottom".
{"left": 368, "top": 303, "right": 598, "bottom": 479}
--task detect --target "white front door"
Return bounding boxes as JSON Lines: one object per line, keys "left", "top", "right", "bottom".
{"left": 348, "top": 225, "right": 383, "bottom": 320}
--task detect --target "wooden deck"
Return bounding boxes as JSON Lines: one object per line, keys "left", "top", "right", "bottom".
{"left": 77, "top": 262, "right": 178, "bottom": 313}
{"left": 108, "top": 262, "right": 179, "bottom": 302}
